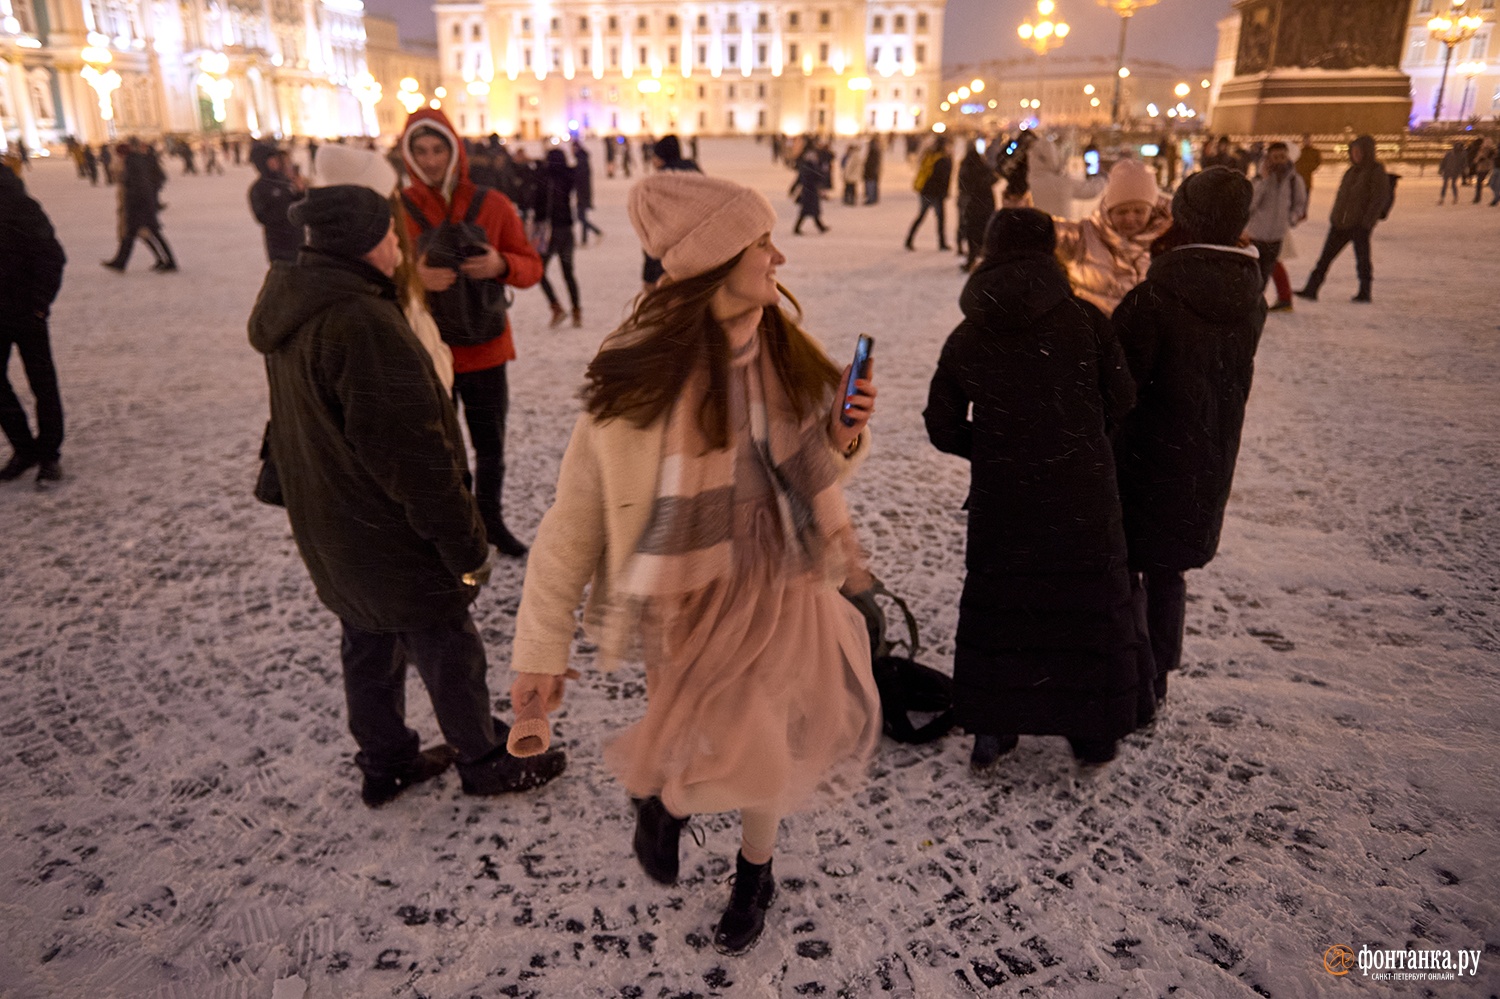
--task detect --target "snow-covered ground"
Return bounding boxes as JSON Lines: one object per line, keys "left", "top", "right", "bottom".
{"left": 1, "top": 139, "right": 1497, "bottom": 999}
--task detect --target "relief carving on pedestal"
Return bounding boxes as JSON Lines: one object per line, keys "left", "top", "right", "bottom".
{"left": 1272, "top": 0, "right": 1409, "bottom": 71}
{"left": 1234, "top": 0, "right": 1278, "bottom": 75}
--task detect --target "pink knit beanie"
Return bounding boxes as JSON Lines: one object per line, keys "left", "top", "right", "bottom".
{"left": 628, "top": 173, "right": 777, "bottom": 281}
{"left": 1101, "top": 158, "right": 1161, "bottom": 210}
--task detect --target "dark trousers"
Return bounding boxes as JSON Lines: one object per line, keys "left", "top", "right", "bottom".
{"left": 1439, "top": 176, "right": 1460, "bottom": 202}
{"left": 452, "top": 362, "right": 508, "bottom": 522}
{"left": 906, "top": 196, "right": 948, "bottom": 248}
{"left": 577, "top": 205, "right": 603, "bottom": 243}
{"left": 1133, "top": 570, "right": 1186, "bottom": 686}
{"left": 864, "top": 178, "right": 879, "bottom": 204}
{"left": 1304, "top": 225, "right": 1372, "bottom": 292}
{"left": 0, "top": 314, "right": 65, "bottom": 462}
{"left": 1251, "top": 239, "right": 1282, "bottom": 292}
{"left": 107, "top": 221, "right": 177, "bottom": 270}
{"left": 340, "top": 613, "right": 499, "bottom": 776}
{"left": 539, "top": 235, "right": 580, "bottom": 311}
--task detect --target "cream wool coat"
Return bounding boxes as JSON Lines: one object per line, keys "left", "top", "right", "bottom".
{"left": 511, "top": 411, "right": 870, "bottom": 677}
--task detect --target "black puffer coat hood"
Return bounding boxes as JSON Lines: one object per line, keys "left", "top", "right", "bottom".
{"left": 959, "top": 253, "right": 1073, "bottom": 328}
{"left": 1141, "top": 245, "right": 1266, "bottom": 326}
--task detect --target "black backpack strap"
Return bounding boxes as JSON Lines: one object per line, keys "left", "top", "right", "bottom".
{"left": 401, "top": 192, "right": 434, "bottom": 232}
{"left": 463, "top": 186, "right": 489, "bottom": 224}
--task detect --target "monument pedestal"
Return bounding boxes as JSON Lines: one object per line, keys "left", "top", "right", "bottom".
{"left": 1213, "top": 69, "right": 1413, "bottom": 134}
{"left": 1212, "top": 0, "right": 1412, "bottom": 135}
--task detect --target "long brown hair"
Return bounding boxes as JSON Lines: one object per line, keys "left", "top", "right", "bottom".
{"left": 388, "top": 194, "right": 426, "bottom": 307}
{"left": 583, "top": 252, "right": 840, "bottom": 449}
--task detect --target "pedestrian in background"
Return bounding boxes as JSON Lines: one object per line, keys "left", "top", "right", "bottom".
{"left": 1296, "top": 135, "right": 1387, "bottom": 303}
{"left": 102, "top": 139, "right": 177, "bottom": 274}
{"left": 535, "top": 147, "right": 583, "bottom": 327}
{"left": 249, "top": 142, "right": 303, "bottom": 264}
{"left": 1244, "top": 141, "right": 1306, "bottom": 312}
{"left": 905, "top": 135, "right": 953, "bottom": 251}
{"left": 0, "top": 166, "right": 67, "bottom": 486}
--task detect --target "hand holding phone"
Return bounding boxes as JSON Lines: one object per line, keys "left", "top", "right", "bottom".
{"left": 841, "top": 334, "right": 874, "bottom": 428}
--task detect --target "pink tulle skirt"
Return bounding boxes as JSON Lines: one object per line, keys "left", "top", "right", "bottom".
{"left": 605, "top": 508, "right": 880, "bottom": 818}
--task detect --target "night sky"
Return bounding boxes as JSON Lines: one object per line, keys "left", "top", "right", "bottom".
{"left": 361, "top": 0, "right": 1235, "bottom": 71}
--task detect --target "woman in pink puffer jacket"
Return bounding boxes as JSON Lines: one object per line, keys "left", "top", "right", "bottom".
{"left": 1053, "top": 159, "right": 1172, "bottom": 317}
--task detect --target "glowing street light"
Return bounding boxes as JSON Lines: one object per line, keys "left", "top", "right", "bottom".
{"left": 1096, "top": 0, "right": 1160, "bottom": 124}
{"left": 397, "top": 77, "right": 425, "bottom": 113}
{"left": 352, "top": 70, "right": 383, "bottom": 136}
{"left": 970, "top": 78, "right": 985, "bottom": 92}
{"left": 1428, "top": 2, "right": 1487, "bottom": 121}
{"left": 1174, "top": 82, "right": 1191, "bottom": 98}
{"left": 195, "top": 51, "right": 234, "bottom": 127}
{"left": 79, "top": 42, "right": 122, "bottom": 136}
{"left": 1017, "top": 0, "right": 1070, "bottom": 56}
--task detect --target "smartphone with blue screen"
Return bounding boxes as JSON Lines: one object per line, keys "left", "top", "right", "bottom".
{"left": 1084, "top": 149, "right": 1101, "bottom": 176}
{"left": 841, "top": 334, "right": 874, "bottom": 427}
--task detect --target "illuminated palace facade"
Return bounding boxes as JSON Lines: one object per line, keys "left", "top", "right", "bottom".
{"left": 0, "top": 0, "right": 372, "bottom": 152}
{"left": 430, "top": 0, "right": 947, "bottom": 138}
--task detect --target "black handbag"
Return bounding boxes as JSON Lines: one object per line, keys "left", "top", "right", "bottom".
{"left": 845, "top": 578, "right": 956, "bottom": 745}
{"left": 254, "top": 421, "right": 284, "bottom": 507}
{"left": 402, "top": 188, "right": 511, "bottom": 348}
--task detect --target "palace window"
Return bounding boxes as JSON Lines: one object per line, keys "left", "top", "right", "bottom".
{"left": 669, "top": 44, "right": 678, "bottom": 62}
{"left": 668, "top": 14, "right": 678, "bottom": 28}
{"left": 639, "top": 45, "right": 648, "bottom": 64}
{"left": 728, "top": 43, "right": 738, "bottom": 63}
{"left": 472, "top": 23, "right": 482, "bottom": 39}
{"left": 698, "top": 44, "right": 707, "bottom": 62}
{"left": 521, "top": 17, "right": 530, "bottom": 31}
{"left": 758, "top": 44, "right": 767, "bottom": 64}
{"left": 788, "top": 42, "right": 799, "bottom": 61}
{"left": 894, "top": 14, "right": 906, "bottom": 30}
{"left": 819, "top": 42, "right": 829, "bottom": 62}
{"left": 729, "top": 83, "right": 737, "bottom": 98}
{"left": 637, "top": 15, "right": 647, "bottom": 30}
{"left": 607, "top": 16, "right": 617, "bottom": 32}
{"left": 819, "top": 10, "right": 830, "bottom": 27}
{"left": 452, "top": 23, "right": 461, "bottom": 40}
{"left": 788, "top": 12, "right": 800, "bottom": 28}
{"left": 758, "top": 12, "right": 768, "bottom": 28}
{"left": 916, "top": 44, "right": 926, "bottom": 64}
{"left": 698, "top": 14, "right": 708, "bottom": 29}
{"left": 917, "top": 13, "right": 928, "bottom": 31}
{"left": 579, "top": 16, "right": 588, "bottom": 31}
{"left": 550, "top": 17, "right": 559, "bottom": 31}
{"left": 873, "top": 15, "right": 884, "bottom": 32}
{"left": 728, "top": 12, "right": 738, "bottom": 29}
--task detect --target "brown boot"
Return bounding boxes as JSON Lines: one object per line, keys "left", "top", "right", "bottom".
{"left": 549, "top": 303, "right": 567, "bottom": 328}
{"left": 571, "top": 307, "right": 582, "bottom": 328}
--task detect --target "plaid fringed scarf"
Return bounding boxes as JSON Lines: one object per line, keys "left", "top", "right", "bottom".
{"left": 619, "top": 336, "right": 856, "bottom": 610}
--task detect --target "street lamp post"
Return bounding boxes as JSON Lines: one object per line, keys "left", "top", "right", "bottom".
{"left": 80, "top": 41, "right": 122, "bottom": 139}
{"left": 1096, "top": 0, "right": 1160, "bottom": 126}
{"left": 1456, "top": 60, "right": 1486, "bottom": 120}
{"left": 1427, "top": 2, "right": 1485, "bottom": 122}
{"left": 1017, "top": 0, "right": 1069, "bottom": 124}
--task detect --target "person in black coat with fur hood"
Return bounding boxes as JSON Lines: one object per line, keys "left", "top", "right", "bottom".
{"left": 925, "top": 209, "right": 1144, "bottom": 769}
{"left": 1112, "top": 166, "right": 1266, "bottom": 712}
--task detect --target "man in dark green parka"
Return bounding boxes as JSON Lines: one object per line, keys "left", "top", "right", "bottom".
{"left": 249, "top": 184, "right": 563, "bottom": 807}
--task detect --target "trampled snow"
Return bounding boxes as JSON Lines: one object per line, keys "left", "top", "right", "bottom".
{"left": 1, "top": 139, "right": 1497, "bottom": 998}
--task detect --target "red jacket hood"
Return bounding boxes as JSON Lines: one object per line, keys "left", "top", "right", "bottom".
{"left": 400, "top": 108, "right": 468, "bottom": 204}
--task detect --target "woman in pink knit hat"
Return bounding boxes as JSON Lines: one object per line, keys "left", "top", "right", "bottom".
{"left": 508, "top": 171, "right": 881, "bottom": 956}
{"left": 1052, "top": 158, "right": 1172, "bottom": 317}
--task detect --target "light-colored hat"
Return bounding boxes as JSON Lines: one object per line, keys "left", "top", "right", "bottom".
{"left": 314, "top": 143, "right": 398, "bottom": 196}
{"left": 627, "top": 172, "right": 777, "bottom": 281}
{"left": 1101, "top": 158, "right": 1160, "bottom": 210}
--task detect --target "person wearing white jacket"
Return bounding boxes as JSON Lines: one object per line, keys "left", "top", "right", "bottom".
{"left": 313, "top": 144, "right": 455, "bottom": 393}
{"left": 1243, "top": 141, "right": 1307, "bottom": 312}
{"left": 1027, "top": 135, "right": 1107, "bottom": 219}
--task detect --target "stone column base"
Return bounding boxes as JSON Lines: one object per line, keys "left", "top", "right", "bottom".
{"left": 1211, "top": 69, "right": 1413, "bottom": 134}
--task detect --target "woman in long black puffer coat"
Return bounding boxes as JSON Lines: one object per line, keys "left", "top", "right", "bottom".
{"left": 956, "top": 141, "right": 999, "bottom": 273}
{"left": 1112, "top": 166, "right": 1266, "bottom": 711}
{"left": 924, "top": 208, "right": 1146, "bottom": 770}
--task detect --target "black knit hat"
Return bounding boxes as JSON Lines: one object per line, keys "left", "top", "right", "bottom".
{"left": 982, "top": 207, "right": 1057, "bottom": 263}
{"left": 1171, "top": 166, "right": 1253, "bottom": 246}
{"left": 287, "top": 184, "right": 392, "bottom": 259}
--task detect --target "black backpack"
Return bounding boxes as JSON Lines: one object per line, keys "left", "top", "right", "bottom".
{"left": 845, "top": 579, "right": 956, "bottom": 744}
{"left": 401, "top": 187, "right": 511, "bottom": 347}
{"left": 1379, "top": 171, "right": 1399, "bottom": 221}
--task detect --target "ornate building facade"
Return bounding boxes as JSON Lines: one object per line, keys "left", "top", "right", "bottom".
{"left": 1400, "top": 0, "right": 1497, "bottom": 124}
{"left": 0, "top": 0, "right": 375, "bottom": 153}
{"left": 431, "top": 0, "right": 947, "bottom": 139}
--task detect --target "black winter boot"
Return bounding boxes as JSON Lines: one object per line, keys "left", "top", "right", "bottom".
{"left": 969, "top": 734, "right": 1019, "bottom": 773}
{"left": 633, "top": 796, "right": 691, "bottom": 884}
{"left": 713, "top": 852, "right": 776, "bottom": 955}
{"left": 1068, "top": 737, "right": 1119, "bottom": 765}
{"left": 482, "top": 511, "right": 529, "bottom": 558}
{"left": 459, "top": 738, "right": 566, "bottom": 795}
{"left": 1352, "top": 283, "right": 1372, "bottom": 303}
{"left": 361, "top": 744, "right": 457, "bottom": 808}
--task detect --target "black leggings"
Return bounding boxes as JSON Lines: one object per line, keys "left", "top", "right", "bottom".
{"left": 539, "top": 236, "right": 579, "bottom": 311}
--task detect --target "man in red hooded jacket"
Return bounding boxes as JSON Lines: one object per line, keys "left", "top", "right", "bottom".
{"left": 400, "top": 109, "right": 542, "bottom": 556}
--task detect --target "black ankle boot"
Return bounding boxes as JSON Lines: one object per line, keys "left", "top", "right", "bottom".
{"left": 969, "top": 734, "right": 1019, "bottom": 772}
{"left": 713, "top": 852, "right": 776, "bottom": 956}
{"left": 632, "top": 796, "right": 690, "bottom": 884}
{"left": 1352, "top": 284, "right": 1372, "bottom": 303}
{"left": 1068, "top": 737, "right": 1119, "bottom": 765}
